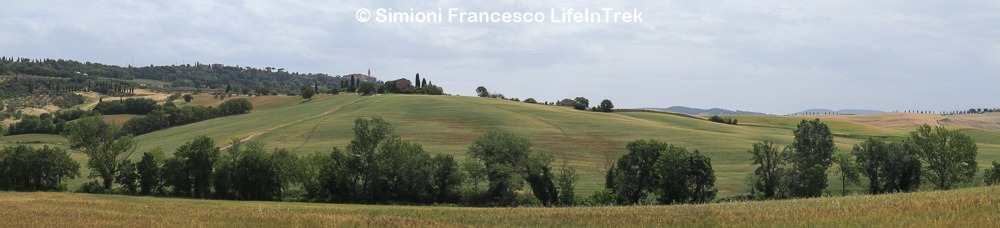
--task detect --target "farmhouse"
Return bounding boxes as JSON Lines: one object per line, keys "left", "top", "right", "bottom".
{"left": 395, "top": 78, "right": 413, "bottom": 91}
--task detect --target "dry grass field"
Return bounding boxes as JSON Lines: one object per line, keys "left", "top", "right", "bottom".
{"left": 0, "top": 185, "right": 996, "bottom": 227}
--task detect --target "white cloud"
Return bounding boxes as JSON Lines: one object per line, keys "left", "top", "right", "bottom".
{"left": 1, "top": 0, "right": 997, "bottom": 114}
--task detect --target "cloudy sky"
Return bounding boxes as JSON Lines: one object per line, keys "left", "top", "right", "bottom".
{"left": 2, "top": 0, "right": 998, "bottom": 114}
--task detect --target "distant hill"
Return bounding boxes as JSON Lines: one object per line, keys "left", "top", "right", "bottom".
{"left": 0, "top": 57, "right": 382, "bottom": 96}
{"left": 647, "top": 106, "right": 770, "bottom": 116}
{"left": 793, "top": 109, "right": 885, "bottom": 115}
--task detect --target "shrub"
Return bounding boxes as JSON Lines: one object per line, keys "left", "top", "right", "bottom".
{"left": 218, "top": 98, "right": 253, "bottom": 115}
{"left": 587, "top": 188, "right": 619, "bottom": 206}
{"left": 985, "top": 161, "right": 1000, "bottom": 186}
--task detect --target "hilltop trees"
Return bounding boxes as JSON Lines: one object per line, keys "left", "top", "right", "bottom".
{"left": 597, "top": 99, "right": 614, "bottom": 112}
{"left": 909, "top": 124, "right": 978, "bottom": 190}
{"left": 183, "top": 94, "right": 194, "bottom": 103}
{"left": 357, "top": 82, "right": 376, "bottom": 96}
{"left": 573, "top": 97, "right": 589, "bottom": 110}
{"left": 476, "top": 86, "right": 490, "bottom": 97}
{"left": 788, "top": 119, "right": 835, "bottom": 198}
{"left": 63, "top": 115, "right": 138, "bottom": 190}
{"left": 0, "top": 57, "right": 350, "bottom": 97}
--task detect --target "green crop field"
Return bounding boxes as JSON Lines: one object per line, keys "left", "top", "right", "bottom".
{"left": 1, "top": 185, "right": 996, "bottom": 226}
{"left": 4, "top": 94, "right": 1000, "bottom": 196}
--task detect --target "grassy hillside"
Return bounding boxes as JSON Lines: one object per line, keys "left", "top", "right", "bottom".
{"left": 1, "top": 186, "right": 997, "bottom": 226}
{"left": 131, "top": 94, "right": 801, "bottom": 195}
{"left": 4, "top": 94, "right": 1000, "bottom": 196}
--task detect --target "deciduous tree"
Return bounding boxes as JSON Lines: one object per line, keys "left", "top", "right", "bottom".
{"left": 301, "top": 86, "right": 315, "bottom": 99}
{"left": 63, "top": 115, "right": 138, "bottom": 190}
{"left": 985, "top": 161, "right": 1000, "bottom": 186}
{"left": 597, "top": 99, "right": 614, "bottom": 112}
{"left": 789, "top": 119, "right": 835, "bottom": 197}
{"left": 467, "top": 129, "right": 533, "bottom": 205}
{"left": 749, "top": 140, "right": 788, "bottom": 199}
{"left": 910, "top": 124, "right": 978, "bottom": 190}
{"left": 832, "top": 152, "right": 860, "bottom": 196}
{"left": 610, "top": 139, "right": 663, "bottom": 204}
{"left": 476, "top": 86, "right": 490, "bottom": 97}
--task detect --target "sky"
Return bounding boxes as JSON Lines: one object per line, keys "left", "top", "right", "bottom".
{"left": 1, "top": 0, "right": 998, "bottom": 115}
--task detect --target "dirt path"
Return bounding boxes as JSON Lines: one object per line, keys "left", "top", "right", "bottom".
{"left": 220, "top": 131, "right": 266, "bottom": 150}
{"left": 75, "top": 92, "right": 102, "bottom": 110}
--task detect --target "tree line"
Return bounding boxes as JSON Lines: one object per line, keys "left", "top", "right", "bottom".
{"left": 59, "top": 116, "right": 581, "bottom": 206}
{"left": 0, "top": 57, "right": 346, "bottom": 95}
{"left": 120, "top": 98, "right": 252, "bottom": 135}
{"left": 708, "top": 115, "right": 738, "bottom": 125}
{"left": 4, "top": 98, "right": 252, "bottom": 136}
{"left": 2, "top": 115, "right": 715, "bottom": 207}
{"left": 476, "top": 86, "right": 615, "bottom": 112}
{"left": 744, "top": 119, "right": 990, "bottom": 200}
{"left": 5, "top": 116, "right": 1000, "bottom": 207}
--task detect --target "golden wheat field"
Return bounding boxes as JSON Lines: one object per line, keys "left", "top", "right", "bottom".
{"left": 1, "top": 186, "right": 997, "bottom": 227}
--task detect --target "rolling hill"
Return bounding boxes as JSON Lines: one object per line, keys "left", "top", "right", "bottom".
{"left": 648, "top": 106, "right": 770, "bottom": 116}
{"left": 4, "top": 94, "right": 1000, "bottom": 196}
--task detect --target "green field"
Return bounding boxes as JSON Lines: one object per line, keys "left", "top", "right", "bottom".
{"left": 3, "top": 94, "right": 1000, "bottom": 196}
{"left": 1, "top": 185, "right": 996, "bottom": 226}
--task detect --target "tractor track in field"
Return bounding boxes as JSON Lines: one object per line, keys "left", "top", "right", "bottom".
{"left": 221, "top": 97, "right": 368, "bottom": 150}
{"left": 292, "top": 95, "right": 383, "bottom": 152}
{"left": 453, "top": 98, "right": 571, "bottom": 138}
